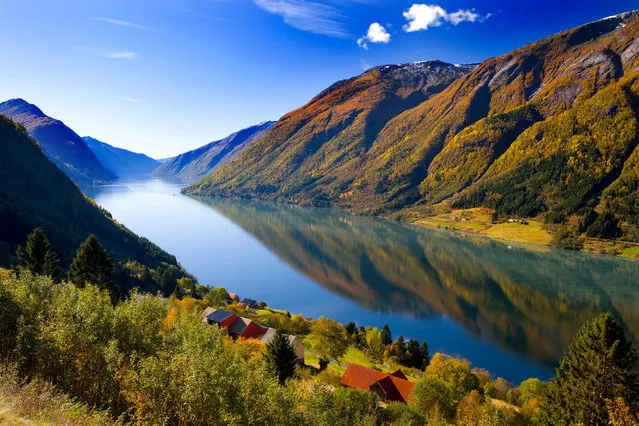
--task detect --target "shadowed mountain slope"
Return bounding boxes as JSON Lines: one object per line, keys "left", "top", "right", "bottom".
{"left": 0, "top": 99, "right": 115, "bottom": 187}
{"left": 153, "top": 121, "right": 275, "bottom": 183}
{"left": 0, "top": 114, "right": 180, "bottom": 285}
{"left": 84, "top": 136, "right": 160, "bottom": 178}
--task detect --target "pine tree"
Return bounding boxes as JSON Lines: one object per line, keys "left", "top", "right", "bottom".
{"left": 265, "top": 330, "right": 298, "bottom": 385}
{"left": 542, "top": 313, "right": 639, "bottom": 425}
{"left": 407, "top": 338, "right": 422, "bottom": 368}
{"left": 381, "top": 324, "right": 392, "bottom": 346}
{"left": 420, "top": 341, "right": 430, "bottom": 369}
{"left": 68, "top": 235, "right": 119, "bottom": 303}
{"left": 16, "top": 228, "right": 60, "bottom": 279}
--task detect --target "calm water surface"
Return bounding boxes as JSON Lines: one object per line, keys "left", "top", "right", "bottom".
{"left": 92, "top": 179, "right": 639, "bottom": 384}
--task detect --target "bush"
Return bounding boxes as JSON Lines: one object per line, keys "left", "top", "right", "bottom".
{"left": 409, "top": 377, "right": 455, "bottom": 420}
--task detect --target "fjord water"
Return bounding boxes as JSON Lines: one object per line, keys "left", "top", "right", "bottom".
{"left": 92, "top": 179, "right": 639, "bottom": 384}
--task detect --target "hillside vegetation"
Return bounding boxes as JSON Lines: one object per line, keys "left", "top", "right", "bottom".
{"left": 1, "top": 269, "right": 637, "bottom": 425}
{"left": 0, "top": 115, "right": 184, "bottom": 294}
{"left": 188, "top": 11, "right": 639, "bottom": 244}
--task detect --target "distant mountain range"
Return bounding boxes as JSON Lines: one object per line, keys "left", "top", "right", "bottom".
{"left": 83, "top": 136, "right": 160, "bottom": 179}
{"left": 187, "top": 10, "right": 639, "bottom": 242}
{"left": 0, "top": 99, "right": 115, "bottom": 187}
{"left": 153, "top": 121, "right": 275, "bottom": 183}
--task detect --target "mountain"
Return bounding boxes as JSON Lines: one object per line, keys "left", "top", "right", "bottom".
{"left": 0, "top": 114, "right": 186, "bottom": 294}
{"left": 187, "top": 61, "right": 476, "bottom": 202}
{"left": 153, "top": 121, "right": 275, "bottom": 183}
{"left": 83, "top": 136, "right": 160, "bottom": 178}
{"left": 188, "top": 11, "right": 639, "bottom": 242}
{"left": 0, "top": 99, "right": 115, "bottom": 187}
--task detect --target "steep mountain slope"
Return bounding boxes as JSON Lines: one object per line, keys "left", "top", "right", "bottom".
{"left": 0, "top": 99, "right": 115, "bottom": 187}
{"left": 187, "top": 61, "right": 476, "bottom": 202}
{"left": 0, "top": 114, "right": 183, "bottom": 293}
{"left": 84, "top": 136, "right": 160, "bottom": 178}
{"left": 153, "top": 121, "right": 275, "bottom": 182}
{"left": 188, "top": 11, "right": 639, "bottom": 240}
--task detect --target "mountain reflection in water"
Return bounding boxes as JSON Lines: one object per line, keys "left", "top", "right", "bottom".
{"left": 198, "top": 197, "right": 639, "bottom": 369}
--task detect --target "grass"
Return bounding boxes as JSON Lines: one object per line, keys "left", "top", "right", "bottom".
{"left": 0, "top": 364, "right": 115, "bottom": 426}
{"left": 480, "top": 221, "right": 553, "bottom": 245}
{"left": 413, "top": 207, "right": 553, "bottom": 246}
{"left": 621, "top": 245, "right": 639, "bottom": 259}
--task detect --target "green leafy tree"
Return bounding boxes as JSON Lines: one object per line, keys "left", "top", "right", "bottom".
{"left": 380, "top": 324, "right": 392, "bottom": 346}
{"left": 426, "top": 353, "right": 480, "bottom": 404}
{"left": 204, "top": 286, "right": 229, "bottom": 307}
{"left": 542, "top": 313, "right": 639, "bottom": 425}
{"left": 307, "top": 317, "right": 349, "bottom": 369}
{"left": 409, "top": 377, "right": 455, "bottom": 420}
{"left": 16, "top": 228, "right": 60, "bottom": 280}
{"left": 68, "top": 235, "right": 119, "bottom": 303}
{"left": 265, "top": 330, "right": 298, "bottom": 385}
{"left": 158, "top": 266, "right": 178, "bottom": 297}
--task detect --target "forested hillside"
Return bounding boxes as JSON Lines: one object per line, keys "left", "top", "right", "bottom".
{"left": 188, "top": 11, "right": 639, "bottom": 243}
{"left": 0, "top": 115, "right": 186, "bottom": 294}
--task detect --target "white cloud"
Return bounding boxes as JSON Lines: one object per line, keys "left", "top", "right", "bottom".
{"left": 253, "top": 0, "right": 348, "bottom": 37}
{"left": 94, "top": 17, "right": 149, "bottom": 30}
{"left": 103, "top": 51, "right": 139, "bottom": 59}
{"left": 125, "top": 97, "right": 140, "bottom": 103}
{"left": 403, "top": 4, "right": 489, "bottom": 32}
{"left": 357, "top": 22, "right": 390, "bottom": 50}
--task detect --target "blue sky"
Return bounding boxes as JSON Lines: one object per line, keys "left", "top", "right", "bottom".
{"left": 0, "top": 0, "right": 635, "bottom": 158}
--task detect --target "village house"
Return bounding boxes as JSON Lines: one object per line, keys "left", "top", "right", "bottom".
{"left": 202, "top": 308, "right": 305, "bottom": 363}
{"left": 340, "top": 363, "right": 415, "bottom": 404}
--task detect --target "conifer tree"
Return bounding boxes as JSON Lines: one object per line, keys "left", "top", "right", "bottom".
{"left": 16, "top": 227, "right": 60, "bottom": 279}
{"left": 542, "top": 313, "right": 639, "bottom": 425}
{"left": 420, "top": 340, "right": 430, "bottom": 369}
{"left": 407, "top": 338, "right": 422, "bottom": 368}
{"left": 68, "top": 235, "right": 119, "bottom": 303}
{"left": 265, "top": 330, "right": 298, "bottom": 385}
{"left": 381, "top": 324, "right": 392, "bottom": 346}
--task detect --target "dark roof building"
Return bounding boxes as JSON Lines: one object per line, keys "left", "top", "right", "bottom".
{"left": 340, "top": 364, "right": 415, "bottom": 404}
{"left": 201, "top": 308, "right": 270, "bottom": 340}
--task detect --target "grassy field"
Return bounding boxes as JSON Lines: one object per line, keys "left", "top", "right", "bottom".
{"left": 413, "top": 207, "right": 554, "bottom": 246}
{"left": 622, "top": 245, "right": 639, "bottom": 258}
{"left": 480, "top": 221, "right": 553, "bottom": 245}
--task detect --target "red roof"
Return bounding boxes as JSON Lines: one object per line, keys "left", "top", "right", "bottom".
{"left": 340, "top": 364, "right": 414, "bottom": 403}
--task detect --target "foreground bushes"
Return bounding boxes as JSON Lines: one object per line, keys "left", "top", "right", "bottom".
{"left": 1, "top": 268, "right": 637, "bottom": 425}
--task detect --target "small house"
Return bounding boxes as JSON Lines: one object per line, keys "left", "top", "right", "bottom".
{"left": 340, "top": 363, "right": 415, "bottom": 404}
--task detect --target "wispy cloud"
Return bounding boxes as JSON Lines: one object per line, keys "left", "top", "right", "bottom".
{"left": 94, "top": 17, "right": 149, "bottom": 30}
{"left": 253, "top": 0, "right": 349, "bottom": 37}
{"left": 403, "top": 4, "right": 489, "bottom": 32}
{"left": 102, "top": 51, "right": 139, "bottom": 59}
{"left": 176, "top": 8, "right": 226, "bottom": 21}
{"left": 125, "top": 97, "right": 140, "bottom": 103}
{"left": 357, "top": 22, "right": 390, "bottom": 50}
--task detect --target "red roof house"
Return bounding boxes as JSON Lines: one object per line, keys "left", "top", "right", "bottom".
{"left": 340, "top": 364, "right": 415, "bottom": 403}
